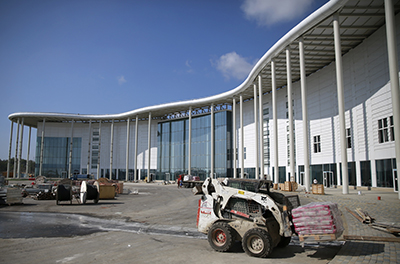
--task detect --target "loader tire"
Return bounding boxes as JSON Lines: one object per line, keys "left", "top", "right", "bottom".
{"left": 277, "top": 236, "right": 291, "bottom": 248}
{"left": 208, "top": 222, "right": 234, "bottom": 252}
{"left": 242, "top": 228, "right": 273, "bottom": 258}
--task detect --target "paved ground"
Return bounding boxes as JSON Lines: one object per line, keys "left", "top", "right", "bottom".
{"left": 304, "top": 187, "right": 400, "bottom": 263}
{"left": 0, "top": 181, "right": 399, "bottom": 263}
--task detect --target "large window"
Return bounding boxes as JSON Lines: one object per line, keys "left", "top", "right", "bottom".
{"left": 376, "top": 159, "right": 395, "bottom": 187}
{"left": 346, "top": 128, "right": 352, "bottom": 148}
{"left": 35, "top": 137, "right": 82, "bottom": 177}
{"left": 157, "top": 111, "right": 232, "bottom": 180}
{"left": 378, "top": 116, "right": 394, "bottom": 143}
{"left": 360, "top": 161, "right": 371, "bottom": 187}
{"left": 313, "top": 135, "right": 321, "bottom": 153}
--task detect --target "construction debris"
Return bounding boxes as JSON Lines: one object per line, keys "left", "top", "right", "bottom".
{"left": 345, "top": 207, "right": 400, "bottom": 236}
{"left": 355, "top": 208, "right": 375, "bottom": 224}
{"left": 343, "top": 235, "right": 400, "bottom": 243}
{"left": 370, "top": 222, "right": 400, "bottom": 236}
{"left": 34, "top": 190, "right": 56, "bottom": 200}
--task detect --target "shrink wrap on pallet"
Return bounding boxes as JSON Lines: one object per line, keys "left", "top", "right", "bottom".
{"left": 292, "top": 202, "right": 344, "bottom": 236}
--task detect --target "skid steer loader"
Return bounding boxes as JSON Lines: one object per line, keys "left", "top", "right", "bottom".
{"left": 194, "top": 177, "right": 300, "bottom": 258}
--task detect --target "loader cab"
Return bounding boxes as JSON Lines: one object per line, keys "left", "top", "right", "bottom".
{"left": 223, "top": 178, "right": 273, "bottom": 194}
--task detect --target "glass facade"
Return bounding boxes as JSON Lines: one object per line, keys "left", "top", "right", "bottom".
{"left": 376, "top": 158, "right": 395, "bottom": 187}
{"left": 360, "top": 160, "right": 371, "bottom": 186}
{"left": 157, "top": 111, "right": 232, "bottom": 181}
{"left": 35, "top": 137, "right": 82, "bottom": 178}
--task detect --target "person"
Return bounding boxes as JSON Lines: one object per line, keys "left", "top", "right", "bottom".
{"left": 177, "top": 175, "right": 183, "bottom": 188}
{"left": 313, "top": 178, "right": 318, "bottom": 184}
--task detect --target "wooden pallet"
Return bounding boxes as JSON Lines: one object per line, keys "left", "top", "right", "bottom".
{"left": 299, "top": 233, "right": 338, "bottom": 242}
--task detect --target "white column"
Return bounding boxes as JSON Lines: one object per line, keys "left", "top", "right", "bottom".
{"left": 39, "top": 119, "right": 45, "bottom": 176}
{"left": 14, "top": 119, "right": 20, "bottom": 178}
{"left": 258, "top": 76, "right": 264, "bottom": 180}
{"left": 97, "top": 121, "right": 102, "bottom": 179}
{"left": 147, "top": 113, "right": 152, "bottom": 182}
{"left": 211, "top": 104, "right": 215, "bottom": 178}
{"left": 109, "top": 120, "right": 114, "bottom": 180}
{"left": 287, "top": 48, "right": 295, "bottom": 182}
{"left": 87, "top": 120, "right": 92, "bottom": 174}
{"left": 272, "top": 59, "right": 279, "bottom": 184}
{"left": 233, "top": 98, "right": 237, "bottom": 178}
{"left": 7, "top": 121, "right": 13, "bottom": 178}
{"left": 356, "top": 161, "right": 362, "bottom": 187}
{"left": 385, "top": 0, "right": 400, "bottom": 199}
{"left": 26, "top": 126, "right": 31, "bottom": 176}
{"left": 68, "top": 120, "right": 74, "bottom": 178}
{"left": 333, "top": 13, "right": 349, "bottom": 194}
{"left": 254, "top": 84, "right": 259, "bottom": 179}
{"left": 299, "top": 37, "right": 311, "bottom": 192}
{"left": 371, "top": 160, "right": 377, "bottom": 187}
{"left": 17, "top": 118, "right": 24, "bottom": 178}
{"left": 126, "top": 118, "right": 130, "bottom": 181}
{"left": 240, "top": 95, "right": 244, "bottom": 178}
{"left": 188, "top": 107, "right": 192, "bottom": 175}
{"left": 134, "top": 115, "right": 139, "bottom": 181}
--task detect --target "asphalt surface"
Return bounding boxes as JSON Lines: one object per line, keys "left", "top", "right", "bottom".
{"left": 0, "top": 181, "right": 399, "bottom": 263}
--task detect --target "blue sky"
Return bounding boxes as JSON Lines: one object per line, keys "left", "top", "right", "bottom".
{"left": 0, "top": 0, "right": 328, "bottom": 160}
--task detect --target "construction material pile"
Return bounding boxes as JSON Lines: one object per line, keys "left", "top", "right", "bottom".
{"left": 292, "top": 202, "right": 344, "bottom": 236}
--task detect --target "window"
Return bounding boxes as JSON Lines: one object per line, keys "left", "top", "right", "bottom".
{"left": 390, "top": 116, "right": 395, "bottom": 141}
{"left": 378, "top": 116, "right": 394, "bottom": 143}
{"left": 346, "top": 128, "right": 352, "bottom": 148}
{"left": 313, "top": 135, "right": 321, "bottom": 153}
{"left": 244, "top": 147, "right": 247, "bottom": 160}
{"left": 263, "top": 108, "right": 269, "bottom": 115}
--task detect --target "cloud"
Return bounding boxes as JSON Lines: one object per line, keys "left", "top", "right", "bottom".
{"left": 241, "top": 0, "right": 315, "bottom": 26}
{"left": 185, "top": 60, "right": 193, "bottom": 73}
{"left": 117, "top": 75, "right": 127, "bottom": 85}
{"left": 215, "top": 52, "right": 254, "bottom": 80}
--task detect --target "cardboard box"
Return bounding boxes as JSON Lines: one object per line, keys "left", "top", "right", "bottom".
{"left": 312, "top": 184, "right": 324, "bottom": 195}
{"left": 284, "top": 181, "right": 292, "bottom": 192}
{"left": 291, "top": 182, "right": 298, "bottom": 191}
{"left": 99, "top": 185, "right": 116, "bottom": 199}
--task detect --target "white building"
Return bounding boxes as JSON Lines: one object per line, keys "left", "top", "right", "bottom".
{"left": 8, "top": 0, "right": 400, "bottom": 196}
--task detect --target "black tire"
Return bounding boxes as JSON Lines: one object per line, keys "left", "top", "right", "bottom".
{"left": 277, "top": 236, "right": 291, "bottom": 248}
{"left": 208, "top": 222, "right": 234, "bottom": 252}
{"left": 56, "top": 191, "right": 59, "bottom": 205}
{"left": 242, "top": 228, "right": 273, "bottom": 258}
{"left": 94, "top": 192, "right": 99, "bottom": 204}
{"left": 70, "top": 187, "right": 73, "bottom": 204}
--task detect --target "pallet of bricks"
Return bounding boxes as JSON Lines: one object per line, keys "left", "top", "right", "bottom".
{"left": 292, "top": 202, "right": 344, "bottom": 244}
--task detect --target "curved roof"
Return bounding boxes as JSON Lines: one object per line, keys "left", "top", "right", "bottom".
{"left": 9, "top": 0, "right": 400, "bottom": 127}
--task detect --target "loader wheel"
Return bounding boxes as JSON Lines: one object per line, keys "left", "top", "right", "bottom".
{"left": 208, "top": 222, "right": 234, "bottom": 252}
{"left": 277, "top": 236, "right": 291, "bottom": 248}
{"left": 242, "top": 228, "right": 273, "bottom": 258}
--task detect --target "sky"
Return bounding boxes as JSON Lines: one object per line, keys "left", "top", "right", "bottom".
{"left": 0, "top": 0, "right": 329, "bottom": 161}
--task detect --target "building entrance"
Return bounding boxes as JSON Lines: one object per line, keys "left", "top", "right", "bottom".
{"left": 323, "top": 171, "right": 334, "bottom": 188}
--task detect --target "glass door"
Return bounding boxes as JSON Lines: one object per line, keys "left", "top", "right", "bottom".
{"left": 393, "top": 169, "right": 398, "bottom": 192}
{"left": 323, "top": 171, "right": 334, "bottom": 188}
